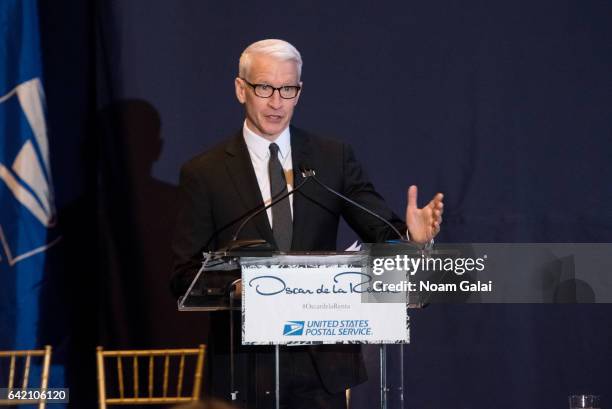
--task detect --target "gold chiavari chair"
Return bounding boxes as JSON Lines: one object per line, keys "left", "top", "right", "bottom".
{"left": 96, "top": 345, "right": 206, "bottom": 409}
{"left": 0, "top": 345, "right": 52, "bottom": 409}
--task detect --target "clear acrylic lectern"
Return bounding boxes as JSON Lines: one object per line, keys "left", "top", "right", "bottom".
{"left": 178, "top": 245, "right": 417, "bottom": 409}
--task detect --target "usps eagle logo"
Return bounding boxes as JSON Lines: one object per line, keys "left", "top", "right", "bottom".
{"left": 283, "top": 321, "right": 305, "bottom": 336}
{"left": 0, "top": 78, "right": 60, "bottom": 266}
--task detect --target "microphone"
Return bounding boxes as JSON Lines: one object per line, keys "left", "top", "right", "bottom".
{"left": 224, "top": 164, "right": 315, "bottom": 251}
{"left": 299, "top": 164, "right": 408, "bottom": 242}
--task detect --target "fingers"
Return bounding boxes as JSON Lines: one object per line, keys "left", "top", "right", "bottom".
{"left": 430, "top": 194, "right": 444, "bottom": 215}
{"left": 431, "top": 208, "right": 441, "bottom": 236}
{"left": 407, "top": 185, "right": 418, "bottom": 209}
{"left": 430, "top": 195, "right": 444, "bottom": 236}
{"left": 431, "top": 193, "right": 444, "bottom": 207}
{"left": 434, "top": 210, "right": 443, "bottom": 223}
{"left": 406, "top": 188, "right": 445, "bottom": 240}
{"left": 432, "top": 213, "right": 441, "bottom": 231}
{"left": 429, "top": 199, "right": 443, "bottom": 215}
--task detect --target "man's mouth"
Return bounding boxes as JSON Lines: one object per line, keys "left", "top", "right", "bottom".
{"left": 265, "top": 114, "right": 283, "bottom": 121}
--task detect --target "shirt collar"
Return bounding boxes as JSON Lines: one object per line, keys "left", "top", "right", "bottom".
{"left": 243, "top": 121, "right": 291, "bottom": 160}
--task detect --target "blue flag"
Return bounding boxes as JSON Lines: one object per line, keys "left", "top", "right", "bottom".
{"left": 0, "top": 0, "right": 64, "bottom": 393}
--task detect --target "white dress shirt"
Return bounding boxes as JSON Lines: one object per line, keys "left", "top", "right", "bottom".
{"left": 242, "top": 122, "right": 417, "bottom": 245}
{"left": 243, "top": 122, "right": 293, "bottom": 228}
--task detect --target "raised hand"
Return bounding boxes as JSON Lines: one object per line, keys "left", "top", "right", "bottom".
{"left": 405, "top": 185, "right": 444, "bottom": 244}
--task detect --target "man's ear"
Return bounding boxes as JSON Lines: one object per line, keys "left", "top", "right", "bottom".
{"left": 293, "top": 81, "right": 303, "bottom": 105}
{"left": 235, "top": 77, "right": 246, "bottom": 104}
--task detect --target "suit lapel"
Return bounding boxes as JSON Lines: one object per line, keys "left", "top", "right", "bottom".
{"left": 290, "top": 127, "right": 314, "bottom": 251}
{"left": 224, "top": 132, "right": 275, "bottom": 245}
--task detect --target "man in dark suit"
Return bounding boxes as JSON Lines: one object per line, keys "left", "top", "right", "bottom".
{"left": 172, "top": 39, "right": 444, "bottom": 409}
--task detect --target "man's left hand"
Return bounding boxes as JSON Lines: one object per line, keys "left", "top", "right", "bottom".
{"left": 405, "top": 185, "right": 444, "bottom": 244}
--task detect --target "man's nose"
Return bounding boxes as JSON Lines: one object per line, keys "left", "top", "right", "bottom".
{"left": 267, "top": 90, "right": 283, "bottom": 109}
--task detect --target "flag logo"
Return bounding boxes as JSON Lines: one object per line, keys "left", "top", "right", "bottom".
{"left": 0, "top": 78, "right": 59, "bottom": 266}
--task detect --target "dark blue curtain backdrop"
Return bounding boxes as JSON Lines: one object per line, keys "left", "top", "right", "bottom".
{"left": 36, "top": 0, "right": 100, "bottom": 406}
{"left": 73, "top": 0, "right": 612, "bottom": 408}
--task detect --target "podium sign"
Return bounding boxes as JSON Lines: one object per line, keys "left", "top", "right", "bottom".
{"left": 241, "top": 254, "right": 409, "bottom": 345}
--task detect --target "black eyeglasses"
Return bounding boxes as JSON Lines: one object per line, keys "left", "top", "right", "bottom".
{"left": 240, "top": 78, "right": 301, "bottom": 99}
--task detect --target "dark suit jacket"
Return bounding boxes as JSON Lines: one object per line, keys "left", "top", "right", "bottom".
{"left": 171, "top": 126, "right": 405, "bottom": 393}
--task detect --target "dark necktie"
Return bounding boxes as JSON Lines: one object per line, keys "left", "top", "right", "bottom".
{"left": 268, "top": 143, "right": 292, "bottom": 251}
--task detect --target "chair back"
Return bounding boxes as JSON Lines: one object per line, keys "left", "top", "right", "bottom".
{"left": 96, "top": 345, "right": 206, "bottom": 409}
{"left": 0, "top": 345, "right": 52, "bottom": 409}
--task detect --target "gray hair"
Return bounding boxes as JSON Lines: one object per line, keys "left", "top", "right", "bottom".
{"left": 239, "top": 39, "right": 303, "bottom": 80}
